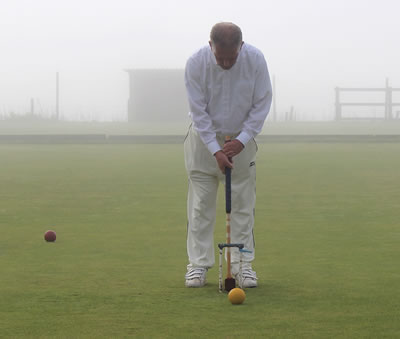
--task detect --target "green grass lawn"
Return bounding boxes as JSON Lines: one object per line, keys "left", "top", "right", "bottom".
{"left": 1, "top": 120, "right": 399, "bottom": 136}
{"left": 0, "top": 143, "right": 399, "bottom": 338}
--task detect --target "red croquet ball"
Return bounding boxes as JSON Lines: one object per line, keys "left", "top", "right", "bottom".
{"left": 44, "top": 230, "right": 56, "bottom": 242}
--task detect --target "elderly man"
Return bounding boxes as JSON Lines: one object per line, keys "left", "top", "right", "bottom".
{"left": 184, "top": 22, "right": 272, "bottom": 288}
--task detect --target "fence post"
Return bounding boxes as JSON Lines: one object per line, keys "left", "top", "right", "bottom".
{"left": 385, "top": 78, "right": 392, "bottom": 120}
{"left": 272, "top": 75, "right": 277, "bottom": 122}
{"left": 335, "top": 87, "right": 341, "bottom": 121}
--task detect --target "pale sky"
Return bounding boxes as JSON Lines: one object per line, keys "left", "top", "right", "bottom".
{"left": 1, "top": 0, "right": 399, "bottom": 121}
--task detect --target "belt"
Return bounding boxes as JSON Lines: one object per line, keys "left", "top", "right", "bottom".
{"left": 190, "top": 125, "right": 240, "bottom": 141}
{"left": 216, "top": 132, "right": 240, "bottom": 141}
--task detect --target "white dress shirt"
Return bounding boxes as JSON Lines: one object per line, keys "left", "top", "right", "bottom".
{"left": 184, "top": 43, "right": 272, "bottom": 155}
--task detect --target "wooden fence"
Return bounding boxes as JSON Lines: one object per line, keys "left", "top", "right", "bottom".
{"left": 335, "top": 79, "right": 400, "bottom": 120}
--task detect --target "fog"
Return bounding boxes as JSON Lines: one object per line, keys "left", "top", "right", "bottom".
{"left": 1, "top": 0, "right": 400, "bottom": 122}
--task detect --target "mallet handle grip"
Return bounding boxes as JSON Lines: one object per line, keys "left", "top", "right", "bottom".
{"left": 225, "top": 136, "right": 232, "bottom": 278}
{"left": 225, "top": 167, "right": 231, "bottom": 214}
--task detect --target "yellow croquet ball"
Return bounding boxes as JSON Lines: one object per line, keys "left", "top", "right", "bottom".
{"left": 228, "top": 288, "right": 246, "bottom": 305}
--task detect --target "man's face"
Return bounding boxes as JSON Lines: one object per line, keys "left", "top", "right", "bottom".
{"left": 209, "top": 41, "right": 243, "bottom": 70}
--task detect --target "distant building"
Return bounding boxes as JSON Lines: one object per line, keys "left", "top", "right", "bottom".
{"left": 126, "top": 69, "right": 189, "bottom": 122}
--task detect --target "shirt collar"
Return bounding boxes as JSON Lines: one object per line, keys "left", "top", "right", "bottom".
{"left": 209, "top": 42, "right": 245, "bottom": 71}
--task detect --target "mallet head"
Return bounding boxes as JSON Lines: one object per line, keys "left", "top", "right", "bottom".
{"left": 224, "top": 277, "right": 236, "bottom": 292}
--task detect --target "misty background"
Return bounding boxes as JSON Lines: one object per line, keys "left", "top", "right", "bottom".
{"left": 1, "top": 0, "right": 400, "bottom": 122}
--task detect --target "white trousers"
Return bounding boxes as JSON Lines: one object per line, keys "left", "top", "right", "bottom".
{"left": 184, "top": 125, "right": 257, "bottom": 270}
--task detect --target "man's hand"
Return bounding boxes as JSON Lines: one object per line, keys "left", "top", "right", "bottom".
{"left": 223, "top": 139, "right": 244, "bottom": 158}
{"left": 214, "top": 150, "right": 233, "bottom": 174}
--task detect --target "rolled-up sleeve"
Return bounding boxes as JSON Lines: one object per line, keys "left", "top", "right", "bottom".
{"left": 236, "top": 54, "right": 272, "bottom": 146}
{"left": 184, "top": 58, "right": 221, "bottom": 155}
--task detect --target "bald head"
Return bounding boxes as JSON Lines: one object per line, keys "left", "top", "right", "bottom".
{"left": 210, "top": 22, "right": 243, "bottom": 49}
{"left": 209, "top": 22, "right": 243, "bottom": 70}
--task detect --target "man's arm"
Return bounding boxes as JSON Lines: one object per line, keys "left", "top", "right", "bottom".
{"left": 185, "top": 57, "right": 233, "bottom": 172}
{"left": 235, "top": 53, "right": 273, "bottom": 146}
{"left": 185, "top": 57, "right": 221, "bottom": 155}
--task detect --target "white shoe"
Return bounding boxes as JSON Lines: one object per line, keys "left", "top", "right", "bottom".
{"left": 185, "top": 267, "right": 207, "bottom": 288}
{"left": 235, "top": 269, "right": 258, "bottom": 288}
